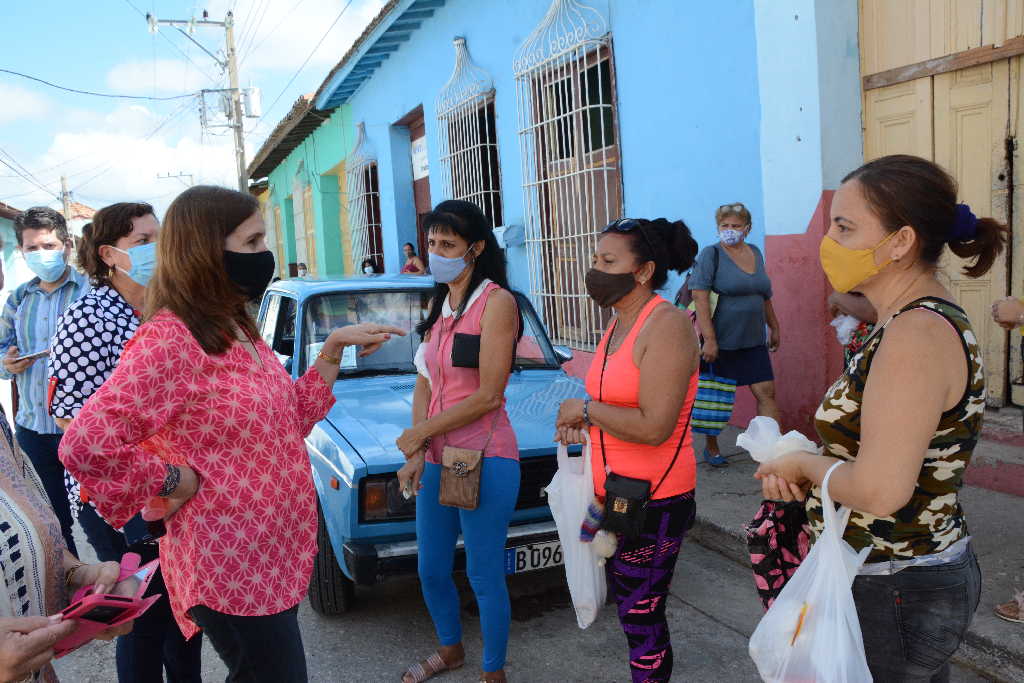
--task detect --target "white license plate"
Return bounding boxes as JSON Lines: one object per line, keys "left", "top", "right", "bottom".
{"left": 505, "top": 541, "right": 563, "bottom": 574}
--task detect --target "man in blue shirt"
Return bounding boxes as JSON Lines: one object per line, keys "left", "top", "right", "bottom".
{"left": 0, "top": 207, "right": 88, "bottom": 555}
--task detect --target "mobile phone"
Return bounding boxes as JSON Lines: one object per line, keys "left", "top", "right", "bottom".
{"left": 13, "top": 349, "right": 48, "bottom": 362}
{"left": 53, "top": 554, "right": 162, "bottom": 658}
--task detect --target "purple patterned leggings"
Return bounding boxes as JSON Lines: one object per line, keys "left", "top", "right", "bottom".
{"left": 607, "top": 490, "right": 696, "bottom": 683}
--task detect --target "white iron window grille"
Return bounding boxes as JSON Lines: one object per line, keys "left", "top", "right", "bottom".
{"left": 436, "top": 37, "right": 503, "bottom": 229}
{"left": 514, "top": 0, "right": 623, "bottom": 349}
{"left": 345, "top": 122, "right": 384, "bottom": 271}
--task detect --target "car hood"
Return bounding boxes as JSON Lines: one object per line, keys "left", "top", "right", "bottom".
{"left": 324, "top": 371, "right": 586, "bottom": 471}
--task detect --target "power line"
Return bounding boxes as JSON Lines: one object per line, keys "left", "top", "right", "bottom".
{"left": 0, "top": 147, "right": 58, "bottom": 194}
{"left": 122, "top": 0, "right": 223, "bottom": 84}
{"left": 240, "top": 0, "right": 309, "bottom": 68}
{"left": 247, "top": 0, "right": 354, "bottom": 137}
{"left": 238, "top": 0, "right": 272, "bottom": 61}
{"left": 0, "top": 154, "right": 57, "bottom": 199}
{"left": 73, "top": 98, "right": 198, "bottom": 194}
{"left": 0, "top": 68, "right": 198, "bottom": 101}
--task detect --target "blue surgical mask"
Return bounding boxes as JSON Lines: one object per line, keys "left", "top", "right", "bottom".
{"left": 720, "top": 229, "right": 745, "bottom": 246}
{"left": 112, "top": 242, "right": 157, "bottom": 287}
{"left": 24, "top": 249, "right": 67, "bottom": 283}
{"left": 429, "top": 248, "right": 473, "bottom": 284}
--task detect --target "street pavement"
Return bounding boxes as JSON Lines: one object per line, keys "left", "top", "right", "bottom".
{"left": 54, "top": 528, "right": 991, "bottom": 682}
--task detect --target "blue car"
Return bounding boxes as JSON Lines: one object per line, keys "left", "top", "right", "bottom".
{"left": 257, "top": 275, "right": 586, "bottom": 614}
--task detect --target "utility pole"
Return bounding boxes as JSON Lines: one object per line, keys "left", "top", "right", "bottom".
{"left": 59, "top": 175, "right": 72, "bottom": 223}
{"left": 147, "top": 11, "right": 248, "bottom": 192}
{"left": 224, "top": 14, "right": 246, "bottom": 194}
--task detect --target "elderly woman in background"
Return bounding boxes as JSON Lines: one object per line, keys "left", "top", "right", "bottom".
{"left": 690, "top": 202, "right": 780, "bottom": 466}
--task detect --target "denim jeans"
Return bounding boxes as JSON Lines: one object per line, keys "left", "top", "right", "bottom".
{"left": 852, "top": 543, "right": 982, "bottom": 682}
{"left": 188, "top": 604, "right": 307, "bottom": 682}
{"left": 15, "top": 426, "right": 76, "bottom": 556}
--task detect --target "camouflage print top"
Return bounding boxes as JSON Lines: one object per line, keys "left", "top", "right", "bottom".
{"left": 807, "top": 297, "right": 985, "bottom": 563}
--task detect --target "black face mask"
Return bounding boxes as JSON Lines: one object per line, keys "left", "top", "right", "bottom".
{"left": 584, "top": 268, "right": 637, "bottom": 307}
{"left": 224, "top": 250, "right": 276, "bottom": 301}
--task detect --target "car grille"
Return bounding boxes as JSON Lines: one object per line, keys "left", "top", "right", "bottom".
{"left": 516, "top": 454, "right": 557, "bottom": 510}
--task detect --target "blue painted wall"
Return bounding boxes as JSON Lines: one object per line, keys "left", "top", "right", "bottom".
{"left": 324, "top": 0, "right": 764, "bottom": 295}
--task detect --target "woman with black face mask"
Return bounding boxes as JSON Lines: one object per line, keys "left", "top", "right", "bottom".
{"left": 59, "top": 186, "right": 405, "bottom": 682}
{"left": 555, "top": 217, "right": 700, "bottom": 683}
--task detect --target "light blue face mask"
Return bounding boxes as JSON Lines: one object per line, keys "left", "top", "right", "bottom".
{"left": 719, "top": 228, "right": 745, "bottom": 246}
{"left": 429, "top": 247, "right": 473, "bottom": 284}
{"left": 24, "top": 249, "right": 67, "bottom": 283}
{"left": 112, "top": 242, "right": 157, "bottom": 287}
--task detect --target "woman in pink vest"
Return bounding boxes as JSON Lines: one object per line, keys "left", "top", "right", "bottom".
{"left": 396, "top": 200, "right": 520, "bottom": 683}
{"left": 557, "top": 218, "right": 700, "bottom": 683}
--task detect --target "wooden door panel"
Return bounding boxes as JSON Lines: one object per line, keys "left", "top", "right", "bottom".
{"left": 934, "top": 61, "right": 1010, "bottom": 404}
{"left": 863, "top": 78, "right": 934, "bottom": 161}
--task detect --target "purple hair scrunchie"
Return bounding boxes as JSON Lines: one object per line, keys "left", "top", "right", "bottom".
{"left": 951, "top": 203, "right": 978, "bottom": 243}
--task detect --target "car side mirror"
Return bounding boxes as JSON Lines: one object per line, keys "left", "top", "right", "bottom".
{"left": 553, "top": 345, "right": 573, "bottom": 365}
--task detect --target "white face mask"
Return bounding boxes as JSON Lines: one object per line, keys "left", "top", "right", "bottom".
{"left": 363, "top": 266, "right": 374, "bottom": 274}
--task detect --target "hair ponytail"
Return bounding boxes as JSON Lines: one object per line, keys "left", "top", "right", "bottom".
{"left": 947, "top": 217, "right": 1009, "bottom": 278}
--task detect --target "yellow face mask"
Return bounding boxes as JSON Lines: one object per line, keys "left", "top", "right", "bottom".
{"left": 819, "top": 231, "right": 897, "bottom": 293}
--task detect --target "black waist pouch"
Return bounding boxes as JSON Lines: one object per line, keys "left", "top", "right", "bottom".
{"left": 602, "top": 472, "right": 652, "bottom": 540}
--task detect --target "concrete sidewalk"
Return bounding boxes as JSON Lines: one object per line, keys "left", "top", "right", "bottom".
{"left": 690, "top": 421, "right": 1024, "bottom": 683}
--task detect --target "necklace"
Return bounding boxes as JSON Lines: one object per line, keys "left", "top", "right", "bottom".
{"left": 879, "top": 270, "right": 927, "bottom": 321}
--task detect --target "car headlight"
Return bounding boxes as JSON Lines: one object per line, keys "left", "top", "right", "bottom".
{"left": 360, "top": 476, "right": 416, "bottom": 521}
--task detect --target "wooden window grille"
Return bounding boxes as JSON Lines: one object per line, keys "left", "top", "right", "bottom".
{"left": 436, "top": 38, "right": 503, "bottom": 229}
{"left": 514, "top": 0, "right": 623, "bottom": 349}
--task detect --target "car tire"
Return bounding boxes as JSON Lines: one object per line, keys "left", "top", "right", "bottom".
{"left": 308, "top": 500, "right": 355, "bottom": 615}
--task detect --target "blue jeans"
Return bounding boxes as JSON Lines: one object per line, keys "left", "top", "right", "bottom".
{"left": 416, "top": 458, "right": 520, "bottom": 673}
{"left": 852, "top": 544, "right": 982, "bottom": 682}
{"left": 15, "top": 426, "right": 76, "bottom": 556}
{"left": 188, "top": 604, "right": 306, "bottom": 682}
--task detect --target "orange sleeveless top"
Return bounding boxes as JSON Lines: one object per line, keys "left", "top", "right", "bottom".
{"left": 585, "top": 295, "right": 698, "bottom": 499}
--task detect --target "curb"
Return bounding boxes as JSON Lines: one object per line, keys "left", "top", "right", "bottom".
{"left": 688, "top": 513, "right": 1024, "bottom": 683}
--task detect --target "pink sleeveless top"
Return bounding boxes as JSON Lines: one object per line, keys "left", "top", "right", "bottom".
{"left": 424, "top": 282, "right": 518, "bottom": 464}
{"left": 585, "top": 295, "right": 698, "bottom": 499}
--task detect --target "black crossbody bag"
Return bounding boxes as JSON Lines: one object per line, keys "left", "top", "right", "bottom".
{"left": 597, "top": 320, "right": 692, "bottom": 539}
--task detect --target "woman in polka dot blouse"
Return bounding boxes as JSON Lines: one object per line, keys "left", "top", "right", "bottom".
{"left": 49, "top": 202, "right": 206, "bottom": 682}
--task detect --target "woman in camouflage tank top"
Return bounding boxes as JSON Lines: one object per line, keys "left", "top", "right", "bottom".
{"left": 755, "top": 155, "right": 1008, "bottom": 682}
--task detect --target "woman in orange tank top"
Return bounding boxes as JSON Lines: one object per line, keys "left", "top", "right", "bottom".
{"left": 556, "top": 217, "right": 700, "bottom": 683}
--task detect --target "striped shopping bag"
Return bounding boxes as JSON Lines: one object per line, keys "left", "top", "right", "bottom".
{"left": 692, "top": 366, "right": 737, "bottom": 436}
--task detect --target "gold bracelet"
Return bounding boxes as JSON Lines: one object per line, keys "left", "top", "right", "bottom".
{"left": 65, "top": 562, "right": 86, "bottom": 590}
{"left": 318, "top": 349, "right": 341, "bottom": 365}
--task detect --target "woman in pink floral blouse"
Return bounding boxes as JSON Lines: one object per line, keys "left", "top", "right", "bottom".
{"left": 59, "top": 186, "right": 403, "bottom": 682}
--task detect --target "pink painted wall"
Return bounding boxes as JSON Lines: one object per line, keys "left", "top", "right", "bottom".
{"left": 763, "top": 191, "right": 845, "bottom": 438}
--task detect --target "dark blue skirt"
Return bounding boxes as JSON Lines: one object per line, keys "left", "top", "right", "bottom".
{"left": 702, "top": 344, "right": 774, "bottom": 387}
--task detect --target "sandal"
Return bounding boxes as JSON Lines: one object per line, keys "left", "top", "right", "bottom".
{"left": 401, "top": 651, "right": 464, "bottom": 683}
{"left": 995, "top": 591, "right": 1024, "bottom": 623}
{"left": 702, "top": 448, "right": 729, "bottom": 467}
{"left": 479, "top": 674, "right": 507, "bottom": 683}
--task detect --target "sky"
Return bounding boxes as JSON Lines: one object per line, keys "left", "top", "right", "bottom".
{"left": 0, "top": 0, "right": 388, "bottom": 215}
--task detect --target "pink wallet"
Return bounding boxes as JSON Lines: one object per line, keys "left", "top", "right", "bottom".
{"left": 54, "top": 552, "right": 162, "bottom": 658}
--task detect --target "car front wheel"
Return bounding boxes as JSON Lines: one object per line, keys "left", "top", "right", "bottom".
{"left": 308, "top": 500, "right": 355, "bottom": 615}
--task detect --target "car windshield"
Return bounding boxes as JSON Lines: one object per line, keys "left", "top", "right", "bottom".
{"left": 301, "top": 289, "right": 561, "bottom": 375}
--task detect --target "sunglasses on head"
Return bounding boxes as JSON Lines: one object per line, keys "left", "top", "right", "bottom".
{"left": 719, "top": 203, "right": 746, "bottom": 213}
{"left": 603, "top": 218, "right": 657, "bottom": 255}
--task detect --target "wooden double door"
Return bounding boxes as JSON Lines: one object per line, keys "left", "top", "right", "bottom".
{"left": 860, "top": 0, "right": 1024, "bottom": 405}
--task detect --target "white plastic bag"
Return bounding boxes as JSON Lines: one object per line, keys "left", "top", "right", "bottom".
{"left": 545, "top": 437, "right": 605, "bottom": 628}
{"left": 748, "top": 462, "right": 872, "bottom": 682}
{"left": 737, "top": 416, "right": 820, "bottom": 464}
{"left": 830, "top": 314, "right": 861, "bottom": 346}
